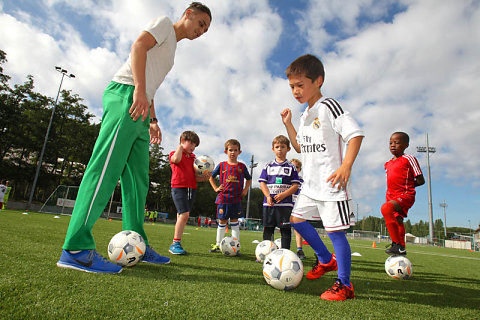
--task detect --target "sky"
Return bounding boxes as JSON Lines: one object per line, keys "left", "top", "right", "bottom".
{"left": 1, "top": 0, "right": 479, "bottom": 230}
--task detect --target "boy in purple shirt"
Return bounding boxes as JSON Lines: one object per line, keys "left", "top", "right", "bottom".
{"left": 259, "top": 135, "right": 301, "bottom": 249}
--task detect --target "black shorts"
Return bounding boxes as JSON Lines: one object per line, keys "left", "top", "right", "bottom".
{"left": 171, "top": 188, "right": 197, "bottom": 214}
{"left": 262, "top": 206, "right": 292, "bottom": 228}
{"left": 216, "top": 203, "right": 243, "bottom": 220}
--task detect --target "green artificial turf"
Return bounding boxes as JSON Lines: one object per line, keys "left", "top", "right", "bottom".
{"left": 0, "top": 210, "right": 478, "bottom": 319}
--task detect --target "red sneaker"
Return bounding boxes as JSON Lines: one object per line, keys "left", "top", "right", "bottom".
{"left": 320, "top": 280, "right": 355, "bottom": 301}
{"left": 306, "top": 254, "right": 337, "bottom": 280}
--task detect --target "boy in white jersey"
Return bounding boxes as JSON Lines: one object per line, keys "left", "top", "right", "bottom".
{"left": 57, "top": 2, "right": 212, "bottom": 273}
{"left": 281, "top": 54, "right": 364, "bottom": 301}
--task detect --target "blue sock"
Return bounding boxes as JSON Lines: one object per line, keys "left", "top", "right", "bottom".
{"left": 291, "top": 221, "right": 331, "bottom": 264}
{"left": 328, "top": 231, "right": 351, "bottom": 288}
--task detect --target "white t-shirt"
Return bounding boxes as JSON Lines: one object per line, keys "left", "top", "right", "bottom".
{"left": 112, "top": 16, "right": 177, "bottom": 103}
{"left": 296, "top": 97, "right": 364, "bottom": 201}
{"left": 0, "top": 184, "right": 6, "bottom": 202}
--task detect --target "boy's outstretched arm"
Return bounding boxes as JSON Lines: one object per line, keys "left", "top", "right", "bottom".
{"left": 327, "top": 136, "right": 363, "bottom": 189}
{"left": 280, "top": 108, "right": 300, "bottom": 153}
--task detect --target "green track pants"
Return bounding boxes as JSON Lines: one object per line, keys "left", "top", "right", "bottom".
{"left": 63, "top": 82, "right": 150, "bottom": 250}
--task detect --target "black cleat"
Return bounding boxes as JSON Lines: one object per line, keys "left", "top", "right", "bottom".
{"left": 385, "top": 242, "right": 407, "bottom": 256}
{"left": 297, "top": 249, "right": 306, "bottom": 260}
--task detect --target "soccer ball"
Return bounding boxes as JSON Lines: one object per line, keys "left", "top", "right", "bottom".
{"left": 274, "top": 238, "right": 282, "bottom": 249}
{"left": 194, "top": 155, "right": 215, "bottom": 175}
{"left": 108, "top": 230, "right": 146, "bottom": 267}
{"left": 255, "top": 240, "right": 278, "bottom": 262}
{"left": 263, "top": 249, "right": 304, "bottom": 290}
{"left": 385, "top": 255, "right": 413, "bottom": 280}
{"left": 220, "top": 236, "right": 240, "bottom": 256}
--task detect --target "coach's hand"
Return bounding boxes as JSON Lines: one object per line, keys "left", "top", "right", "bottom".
{"left": 149, "top": 122, "right": 162, "bottom": 144}
{"left": 129, "top": 90, "right": 150, "bottom": 121}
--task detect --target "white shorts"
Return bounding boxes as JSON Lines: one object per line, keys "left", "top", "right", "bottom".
{"left": 291, "top": 194, "right": 352, "bottom": 232}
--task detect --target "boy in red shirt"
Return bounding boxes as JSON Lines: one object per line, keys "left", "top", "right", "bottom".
{"left": 382, "top": 132, "right": 425, "bottom": 256}
{"left": 169, "top": 131, "right": 210, "bottom": 255}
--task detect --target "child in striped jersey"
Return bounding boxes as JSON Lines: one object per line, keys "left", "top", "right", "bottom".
{"left": 209, "top": 139, "right": 252, "bottom": 253}
{"left": 281, "top": 54, "right": 364, "bottom": 301}
{"left": 382, "top": 132, "right": 424, "bottom": 256}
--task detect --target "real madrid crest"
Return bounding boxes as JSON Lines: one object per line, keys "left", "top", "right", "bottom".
{"left": 313, "top": 117, "right": 321, "bottom": 129}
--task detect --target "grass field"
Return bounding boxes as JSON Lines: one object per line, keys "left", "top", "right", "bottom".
{"left": 1, "top": 210, "right": 479, "bottom": 320}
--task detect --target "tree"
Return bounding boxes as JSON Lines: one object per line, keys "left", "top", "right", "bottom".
{"left": 148, "top": 144, "right": 174, "bottom": 212}
{"left": 0, "top": 49, "right": 101, "bottom": 203}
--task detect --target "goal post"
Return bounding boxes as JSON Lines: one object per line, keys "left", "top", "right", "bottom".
{"left": 39, "top": 185, "right": 121, "bottom": 219}
{"left": 40, "top": 185, "right": 79, "bottom": 215}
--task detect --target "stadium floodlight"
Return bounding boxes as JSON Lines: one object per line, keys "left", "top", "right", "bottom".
{"left": 439, "top": 200, "right": 448, "bottom": 238}
{"left": 245, "top": 155, "right": 258, "bottom": 219}
{"left": 417, "top": 133, "right": 436, "bottom": 244}
{"left": 27, "top": 67, "right": 76, "bottom": 210}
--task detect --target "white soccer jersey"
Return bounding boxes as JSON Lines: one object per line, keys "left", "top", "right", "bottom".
{"left": 113, "top": 16, "right": 177, "bottom": 103}
{"left": 0, "top": 184, "right": 6, "bottom": 202}
{"left": 296, "top": 97, "right": 364, "bottom": 201}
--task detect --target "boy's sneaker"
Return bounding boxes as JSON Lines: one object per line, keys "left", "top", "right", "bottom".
{"left": 142, "top": 246, "right": 171, "bottom": 264}
{"left": 297, "top": 249, "right": 306, "bottom": 260}
{"left": 385, "top": 243, "right": 407, "bottom": 256}
{"left": 57, "top": 250, "right": 122, "bottom": 273}
{"left": 320, "top": 279, "right": 355, "bottom": 301}
{"left": 306, "top": 254, "right": 337, "bottom": 280}
{"left": 169, "top": 242, "right": 187, "bottom": 255}
{"left": 209, "top": 244, "right": 220, "bottom": 253}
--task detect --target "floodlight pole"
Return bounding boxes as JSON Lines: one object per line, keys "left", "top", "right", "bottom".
{"left": 439, "top": 200, "right": 447, "bottom": 238}
{"left": 27, "top": 67, "right": 75, "bottom": 210}
{"left": 416, "top": 133, "right": 436, "bottom": 244}
{"left": 245, "top": 155, "right": 258, "bottom": 219}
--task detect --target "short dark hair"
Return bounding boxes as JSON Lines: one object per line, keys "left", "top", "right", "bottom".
{"left": 184, "top": 2, "right": 212, "bottom": 22}
{"left": 392, "top": 132, "right": 410, "bottom": 144}
{"left": 272, "top": 135, "right": 290, "bottom": 148}
{"left": 180, "top": 131, "right": 200, "bottom": 146}
{"left": 285, "top": 54, "right": 325, "bottom": 82}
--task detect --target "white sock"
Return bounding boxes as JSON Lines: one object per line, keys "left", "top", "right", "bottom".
{"left": 231, "top": 222, "right": 240, "bottom": 241}
{"left": 216, "top": 223, "right": 226, "bottom": 245}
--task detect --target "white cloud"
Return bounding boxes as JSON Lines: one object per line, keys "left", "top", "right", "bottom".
{"left": 298, "top": 0, "right": 480, "bottom": 207}
{"left": 1, "top": 0, "right": 479, "bottom": 226}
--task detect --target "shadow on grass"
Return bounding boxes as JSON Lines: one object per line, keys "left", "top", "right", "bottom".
{"left": 350, "top": 259, "right": 480, "bottom": 310}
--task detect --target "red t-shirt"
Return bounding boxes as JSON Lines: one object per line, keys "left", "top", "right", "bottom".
{"left": 169, "top": 151, "right": 197, "bottom": 189}
{"left": 385, "top": 154, "right": 422, "bottom": 198}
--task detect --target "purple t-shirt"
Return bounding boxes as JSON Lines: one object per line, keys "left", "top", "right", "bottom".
{"left": 258, "top": 160, "right": 301, "bottom": 207}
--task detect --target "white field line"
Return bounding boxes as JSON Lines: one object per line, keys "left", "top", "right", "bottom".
{"left": 352, "top": 244, "right": 480, "bottom": 261}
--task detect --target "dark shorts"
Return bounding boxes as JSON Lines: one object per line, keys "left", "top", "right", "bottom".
{"left": 171, "top": 188, "right": 197, "bottom": 214}
{"left": 263, "top": 206, "right": 292, "bottom": 228}
{"left": 387, "top": 194, "right": 415, "bottom": 218}
{"left": 216, "top": 203, "right": 243, "bottom": 220}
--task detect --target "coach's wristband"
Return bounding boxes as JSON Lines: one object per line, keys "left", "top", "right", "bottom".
{"left": 150, "top": 117, "right": 158, "bottom": 123}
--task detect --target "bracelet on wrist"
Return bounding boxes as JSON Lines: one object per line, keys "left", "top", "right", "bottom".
{"left": 150, "top": 117, "right": 158, "bottom": 123}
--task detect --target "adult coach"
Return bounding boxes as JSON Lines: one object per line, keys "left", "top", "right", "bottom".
{"left": 57, "top": 2, "right": 212, "bottom": 273}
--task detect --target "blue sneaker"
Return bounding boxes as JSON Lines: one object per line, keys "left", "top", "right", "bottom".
{"left": 169, "top": 242, "right": 187, "bottom": 255}
{"left": 57, "top": 250, "right": 122, "bottom": 273}
{"left": 142, "top": 246, "right": 171, "bottom": 264}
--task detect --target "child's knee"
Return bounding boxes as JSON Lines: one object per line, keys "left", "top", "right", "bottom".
{"left": 290, "top": 216, "right": 303, "bottom": 224}
{"left": 381, "top": 202, "right": 395, "bottom": 216}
